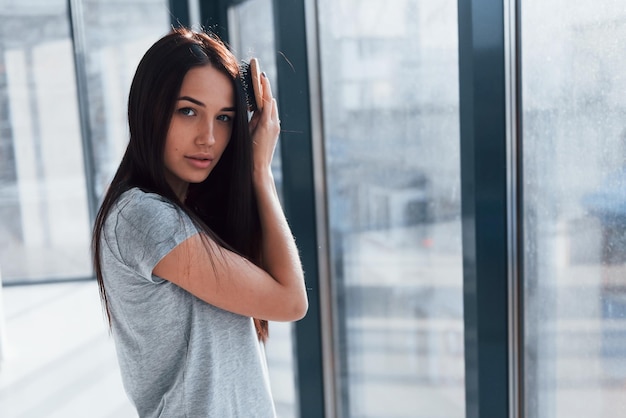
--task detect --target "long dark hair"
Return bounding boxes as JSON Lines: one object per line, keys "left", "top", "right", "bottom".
{"left": 92, "top": 28, "right": 267, "bottom": 340}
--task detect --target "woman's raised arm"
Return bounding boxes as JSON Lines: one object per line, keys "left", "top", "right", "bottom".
{"left": 153, "top": 73, "right": 307, "bottom": 322}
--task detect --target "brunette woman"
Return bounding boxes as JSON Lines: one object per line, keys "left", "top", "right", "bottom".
{"left": 92, "top": 28, "right": 307, "bottom": 417}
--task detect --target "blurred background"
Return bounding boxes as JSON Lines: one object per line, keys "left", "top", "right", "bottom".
{"left": 0, "top": 0, "right": 625, "bottom": 417}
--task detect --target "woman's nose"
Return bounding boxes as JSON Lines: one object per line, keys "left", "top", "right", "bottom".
{"left": 196, "top": 121, "right": 216, "bottom": 145}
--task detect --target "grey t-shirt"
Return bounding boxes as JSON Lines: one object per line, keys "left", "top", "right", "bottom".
{"left": 101, "top": 188, "right": 276, "bottom": 418}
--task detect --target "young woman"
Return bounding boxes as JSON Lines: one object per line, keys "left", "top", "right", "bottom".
{"left": 92, "top": 28, "right": 307, "bottom": 417}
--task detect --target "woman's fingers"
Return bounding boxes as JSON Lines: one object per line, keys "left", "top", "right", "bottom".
{"left": 251, "top": 75, "right": 279, "bottom": 133}
{"left": 260, "top": 74, "right": 280, "bottom": 122}
{"left": 261, "top": 72, "right": 272, "bottom": 105}
{"left": 248, "top": 75, "right": 280, "bottom": 171}
{"left": 271, "top": 98, "right": 279, "bottom": 123}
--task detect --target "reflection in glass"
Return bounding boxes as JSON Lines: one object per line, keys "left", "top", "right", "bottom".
{"left": 0, "top": 1, "right": 90, "bottom": 282}
{"left": 317, "top": 1, "right": 464, "bottom": 416}
{"left": 522, "top": 2, "right": 626, "bottom": 417}
{"left": 228, "top": 2, "right": 297, "bottom": 417}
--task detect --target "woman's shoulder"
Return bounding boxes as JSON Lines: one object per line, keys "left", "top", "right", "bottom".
{"left": 117, "top": 187, "right": 172, "bottom": 206}
{"left": 115, "top": 187, "right": 175, "bottom": 214}
{"left": 111, "top": 188, "right": 186, "bottom": 230}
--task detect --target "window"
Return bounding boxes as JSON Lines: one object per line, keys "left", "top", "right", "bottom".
{"left": 522, "top": 2, "right": 626, "bottom": 417}
{"left": 0, "top": 0, "right": 90, "bottom": 282}
{"left": 317, "top": 0, "right": 465, "bottom": 416}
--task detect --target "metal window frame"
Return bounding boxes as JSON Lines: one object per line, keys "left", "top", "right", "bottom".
{"left": 198, "top": 0, "right": 230, "bottom": 41}
{"left": 504, "top": 1, "right": 524, "bottom": 417}
{"left": 271, "top": 1, "right": 327, "bottom": 417}
{"left": 68, "top": 0, "right": 98, "bottom": 228}
{"left": 457, "top": 0, "right": 522, "bottom": 417}
{"left": 169, "top": 0, "right": 192, "bottom": 27}
{"left": 303, "top": 0, "right": 339, "bottom": 416}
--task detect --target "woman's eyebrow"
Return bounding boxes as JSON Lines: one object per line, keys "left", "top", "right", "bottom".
{"left": 178, "top": 96, "right": 236, "bottom": 112}
{"left": 178, "top": 96, "right": 205, "bottom": 107}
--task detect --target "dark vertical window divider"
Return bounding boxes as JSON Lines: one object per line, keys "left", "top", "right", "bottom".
{"left": 198, "top": 0, "right": 230, "bottom": 41}
{"left": 457, "top": 1, "right": 511, "bottom": 417}
{"left": 168, "top": 0, "right": 191, "bottom": 28}
{"left": 272, "top": 1, "right": 326, "bottom": 417}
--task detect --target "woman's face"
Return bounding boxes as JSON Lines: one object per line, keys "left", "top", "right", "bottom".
{"left": 163, "top": 64, "right": 235, "bottom": 199}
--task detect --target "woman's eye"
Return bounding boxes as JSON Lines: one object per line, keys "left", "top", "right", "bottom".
{"left": 178, "top": 107, "right": 196, "bottom": 116}
{"left": 217, "top": 114, "right": 233, "bottom": 122}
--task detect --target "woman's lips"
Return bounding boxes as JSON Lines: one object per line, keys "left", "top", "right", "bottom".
{"left": 185, "top": 155, "right": 213, "bottom": 169}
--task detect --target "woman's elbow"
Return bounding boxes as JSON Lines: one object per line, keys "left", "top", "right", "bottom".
{"left": 281, "top": 293, "right": 308, "bottom": 322}
{"left": 293, "top": 297, "right": 308, "bottom": 321}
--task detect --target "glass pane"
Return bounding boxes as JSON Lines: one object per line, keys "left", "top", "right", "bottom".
{"left": 317, "top": 1, "right": 465, "bottom": 417}
{"left": 522, "top": 2, "right": 626, "bottom": 417}
{"left": 0, "top": 1, "right": 90, "bottom": 282}
{"left": 81, "top": 0, "right": 170, "bottom": 199}
{"left": 228, "top": 2, "right": 297, "bottom": 418}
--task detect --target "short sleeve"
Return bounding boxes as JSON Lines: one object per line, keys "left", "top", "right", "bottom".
{"left": 104, "top": 189, "right": 199, "bottom": 282}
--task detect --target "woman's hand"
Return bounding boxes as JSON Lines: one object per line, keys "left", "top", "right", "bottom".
{"left": 248, "top": 73, "right": 280, "bottom": 177}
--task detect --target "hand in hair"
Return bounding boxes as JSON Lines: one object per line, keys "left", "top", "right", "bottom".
{"left": 248, "top": 73, "right": 281, "bottom": 178}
